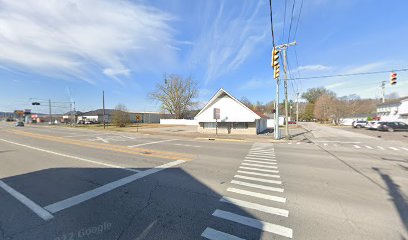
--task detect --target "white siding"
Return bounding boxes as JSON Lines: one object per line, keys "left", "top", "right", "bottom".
{"left": 195, "top": 94, "right": 259, "bottom": 123}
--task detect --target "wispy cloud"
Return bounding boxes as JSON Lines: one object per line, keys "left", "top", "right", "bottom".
{"left": 239, "top": 77, "right": 273, "bottom": 91}
{"left": 0, "top": 0, "right": 178, "bottom": 85}
{"left": 295, "top": 64, "right": 331, "bottom": 72}
{"left": 188, "top": 1, "right": 268, "bottom": 83}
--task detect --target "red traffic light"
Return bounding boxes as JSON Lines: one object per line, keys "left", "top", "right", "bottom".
{"left": 390, "top": 72, "right": 397, "bottom": 85}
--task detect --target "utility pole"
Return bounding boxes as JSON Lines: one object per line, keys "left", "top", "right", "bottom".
{"left": 381, "top": 81, "right": 386, "bottom": 103}
{"left": 102, "top": 91, "right": 106, "bottom": 129}
{"left": 296, "top": 92, "right": 299, "bottom": 122}
{"left": 48, "top": 99, "right": 53, "bottom": 124}
{"left": 274, "top": 80, "right": 280, "bottom": 140}
{"left": 276, "top": 41, "right": 296, "bottom": 140}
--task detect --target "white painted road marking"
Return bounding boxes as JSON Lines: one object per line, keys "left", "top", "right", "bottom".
{"left": 201, "top": 227, "right": 244, "bottom": 240}
{"left": 44, "top": 160, "right": 185, "bottom": 213}
{"left": 353, "top": 145, "right": 361, "bottom": 149}
{"left": 377, "top": 146, "right": 385, "bottom": 150}
{"left": 128, "top": 139, "right": 177, "bottom": 148}
{"left": 174, "top": 143, "right": 200, "bottom": 148}
{"left": 365, "top": 146, "right": 373, "bottom": 149}
{"left": 237, "top": 170, "right": 280, "bottom": 178}
{"left": 227, "top": 187, "right": 286, "bottom": 203}
{"left": 243, "top": 160, "right": 277, "bottom": 165}
{"left": 239, "top": 166, "right": 279, "bottom": 173}
{"left": 0, "top": 180, "right": 54, "bottom": 221}
{"left": 230, "top": 180, "right": 284, "bottom": 192}
{"left": 241, "top": 163, "right": 278, "bottom": 169}
{"left": 220, "top": 197, "right": 288, "bottom": 217}
{"left": 245, "top": 156, "right": 275, "bottom": 160}
{"left": 0, "top": 139, "right": 140, "bottom": 173}
{"left": 402, "top": 147, "right": 408, "bottom": 151}
{"left": 389, "top": 147, "right": 399, "bottom": 151}
{"left": 212, "top": 210, "right": 293, "bottom": 238}
{"left": 234, "top": 175, "right": 281, "bottom": 184}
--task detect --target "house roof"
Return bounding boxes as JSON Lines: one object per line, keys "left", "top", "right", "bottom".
{"left": 377, "top": 96, "right": 408, "bottom": 107}
{"left": 195, "top": 88, "right": 267, "bottom": 120}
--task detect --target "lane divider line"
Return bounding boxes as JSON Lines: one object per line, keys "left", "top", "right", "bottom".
{"left": 127, "top": 139, "right": 177, "bottom": 148}
{"left": 44, "top": 160, "right": 185, "bottom": 213}
{"left": 0, "top": 139, "right": 140, "bottom": 173}
{"left": 0, "top": 180, "right": 54, "bottom": 221}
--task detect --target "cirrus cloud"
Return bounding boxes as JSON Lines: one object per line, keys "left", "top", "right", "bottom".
{"left": 0, "top": 0, "right": 178, "bottom": 85}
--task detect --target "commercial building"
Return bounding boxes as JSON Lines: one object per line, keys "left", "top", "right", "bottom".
{"left": 194, "top": 88, "right": 268, "bottom": 134}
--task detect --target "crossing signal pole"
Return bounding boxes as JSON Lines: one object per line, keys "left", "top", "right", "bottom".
{"left": 272, "top": 47, "right": 281, "bottom": 140}
{"left": 275, "top": 41, "right": 296, "bottom": 140}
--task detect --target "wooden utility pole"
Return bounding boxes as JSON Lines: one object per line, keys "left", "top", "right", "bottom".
{"left": 276, "top": 41, "right": 296, "bottom": 140}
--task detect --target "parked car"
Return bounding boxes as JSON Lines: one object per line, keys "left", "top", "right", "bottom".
{"left": 352, "top": 121, "right": 367, "bottom": 128}
{"left": 288, "top": 121, "right": 297, "bottom": 124}
{"left": 15, "top": 121, "right": 24, "bottom": 127}
{"left": 377, "top": 122, "right": 408, "bottom": 132}
{"left": 365, "top": 121, "right": 380, "bottom": 130}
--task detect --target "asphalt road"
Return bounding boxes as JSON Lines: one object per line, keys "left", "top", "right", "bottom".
{"left": 0, "top": 122, "right": 407, "bottom": 239}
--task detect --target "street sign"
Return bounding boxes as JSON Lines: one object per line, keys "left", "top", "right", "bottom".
{"left": 213, "top": 108, "right": 220, "bottom": 120}
{"left": 136, "top": 115, "right": 141, "bottom": 121}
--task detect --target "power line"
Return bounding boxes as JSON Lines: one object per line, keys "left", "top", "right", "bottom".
{"left": 288, "top": 68, "right": 408, "bottom": 80}
{"left": 281, "top": 0, "right": 287, "bottom": 43}
{"left": 293, "top": 0, "right": 303, "bottom": 40}
{"left": 287, "top": 0, "right": 296, "bottom": 43}
{"left": 268, "top": 0, "right": 276, "bottom": 47}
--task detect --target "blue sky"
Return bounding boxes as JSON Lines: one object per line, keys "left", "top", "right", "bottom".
{"left": 0, "top": 0, "right": 407, "bottom": 113}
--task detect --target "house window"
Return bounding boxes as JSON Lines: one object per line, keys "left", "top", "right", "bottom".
{"left": 203, "top": 122, "right": 216, "bottom": 129}
{"left": 233, "top": 122, "right": 248, "bottom": 129}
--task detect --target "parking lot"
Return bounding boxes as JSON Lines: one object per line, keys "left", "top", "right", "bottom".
{"left": 336, "top": 125, "right": 408, "bottom": 142}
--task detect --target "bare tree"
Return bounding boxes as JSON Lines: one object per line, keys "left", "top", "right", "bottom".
{"left": 150, "top": 75, "right": 198, "bottom": 119}
{"left": 112, "top": 104, "right": 130, "bottom": 127}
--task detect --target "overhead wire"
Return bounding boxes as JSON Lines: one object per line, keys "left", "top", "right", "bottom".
{"left": 287, "top": 0, "right": 296, "bottom": 43}
{"left": 288, "top": 68, "right": 408, "bottom": 80}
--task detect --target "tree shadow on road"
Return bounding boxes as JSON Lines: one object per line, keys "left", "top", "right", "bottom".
{"left": 0, "top": 167, "right": 265, "bottom": 240}
{"left": 372, "top": 167, "right": 408, "bottom": 235}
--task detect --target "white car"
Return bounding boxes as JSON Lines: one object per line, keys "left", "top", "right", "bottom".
{"left": 365, "top": 121, "right": 380, "bottom": 130}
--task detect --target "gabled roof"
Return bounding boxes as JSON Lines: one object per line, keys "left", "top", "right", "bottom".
{"left": 195, "top": 88, "right": 266, "bottom": 119}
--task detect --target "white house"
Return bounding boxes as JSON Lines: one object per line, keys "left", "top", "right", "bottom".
{"left": 194, "top": 88, "right": 268, "bottom": 134}
{"left": 377, "top": 97, "right": 408, "bottom": 123}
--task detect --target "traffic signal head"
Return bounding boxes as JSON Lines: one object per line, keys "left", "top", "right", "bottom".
{"left": 390, "top": 72, "right": 397, "bottom": 85}
{"left": 271, "top": 48, "right": 280, "bottom": 68}
{"left": 274, "top": 65, "right": 280, "bottom": 79}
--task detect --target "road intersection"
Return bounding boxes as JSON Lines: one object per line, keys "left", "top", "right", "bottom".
{"left": 0, "top": 122, "right": 406, "bottom": 239}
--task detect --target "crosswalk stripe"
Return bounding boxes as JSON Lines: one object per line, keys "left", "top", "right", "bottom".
{"left": 288, "top": 142, "right": 292, "bottom": 144}
{"left": 212, "top": 210, "right": 293, "bottom": 238}
{"left": 237, "top": 170, "right": 280, "bottom": 178}
{"left": 243, "top": 160, "right": 277, "bottom": 165}
{"left": 246, "top": 154, "right": 276, "bottom": 159}
{"left": 247, "top": 152, "right": 275, "bottom": 156}
{"left": 245, "top": 157, "right": 276, "bottom": 162}
{"left": 220, "top": 197, "right": 288, "bottom": 217}
{"left": 402, "top": 147, "right": 408, "bottom": 151}
{"left": 201, "top": 227, "right": 244, "bottom": 240}
{"left": 231, "top": 180, "right": 284, "bottom": 192}
{"left": 239, "top": 166, "right": 279, "bottom": 173}
{"left": 296, "top": 142, "right": 301, "bottom": 145}
{"left": 249, "top": 149, "right": 275, "bottom": 153}
{"left": 377, "top": 146, "right": 385, "bottom": 150}
{"left": 353, "top": 145, "right": 361, "bottom": 149}
{"left": 234, "top": 175, "right": 281, "bottom": 184}
{"left": 389, "top": 147, "right": 399, "bottom": 151}
{"left": 365, "top": 146, "right": 373, "bottom": 149}
{"left": 227, "top": 187, "right": 286, "bottom": 203}
{"left": 242, "top": 163, "right": 278, "bottom": 169}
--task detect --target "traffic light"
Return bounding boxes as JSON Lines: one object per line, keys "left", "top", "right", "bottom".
{"left": 32, "top": 102, "right": 40, "bottom": 106}
{"left": 390, "top": 72, "right": 397, "bottom": 85}
{"left": 271, "top": 48, "right": 280, "bottom": 79}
